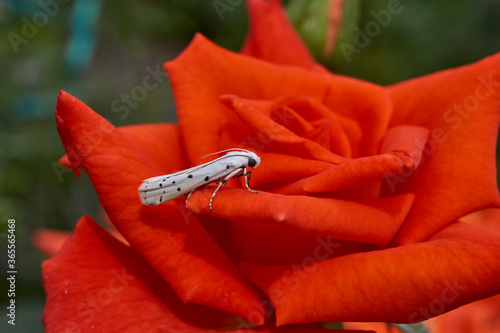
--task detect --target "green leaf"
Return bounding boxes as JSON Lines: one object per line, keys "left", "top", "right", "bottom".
{"left": 330, "top": 0, "right": 361, "bottom": 68}
{"left": 393, "top": 323, "right": 430, "bottom": 333}
{"left": 286, "top": 0, "right": 361, "bottom": 68}
{"left": 285, "top": 0, "right": 329, "bottom": 61}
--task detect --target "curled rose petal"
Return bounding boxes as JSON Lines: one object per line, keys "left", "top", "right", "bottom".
{"left": 239, "top": 222, "right": 500, "bottom": 326}
{"left": 239, "top": 152, "right": 334, "bottom": 189}
{"left": 387, "top": 52, "right": 500, "bottom": 245}
{"left": 187, "top": 188, "right": 414, "bottom": 247}
{"left": 220, "top": 94, "right": 344, "bottom": 164}
{"left": 276, "top": 125, "right": 429, "bottom": 196}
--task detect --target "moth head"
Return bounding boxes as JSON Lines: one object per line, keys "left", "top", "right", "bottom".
{"left": 247, "top": 152, "right": 261, "bottom": 168}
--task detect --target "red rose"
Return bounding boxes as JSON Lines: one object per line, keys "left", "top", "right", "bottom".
{"left": 44, "top": 0, "right": 500, "bottom": 331}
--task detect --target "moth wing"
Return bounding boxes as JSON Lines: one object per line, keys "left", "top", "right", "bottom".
{"left": 139, "top": 174, "right": 197, "bottom": 205}
{"left": 138, "top": 154, "right": 246, "bottom": 206}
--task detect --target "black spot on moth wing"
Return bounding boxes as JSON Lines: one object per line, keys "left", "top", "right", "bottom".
{"left": 226, "top": 165, "right": 230, "bottom": 169}
{"left": 205, "top": 176, "right": 209, "bottom": 181}
{"left": 172, "top": 181, "right": 176, "bottom": 184}
{"left": 159, "top": 183, "right": 163, "bottom": 187}
{"left": 188, "top": 174, "right": 193, "bottom": 178}
{"left": 177, "top": 187, "right": 181, "bottom": 191}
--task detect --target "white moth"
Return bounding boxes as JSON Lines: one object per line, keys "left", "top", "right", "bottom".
{"left": 138, "top": 149, "right": 261, "bottom": 211}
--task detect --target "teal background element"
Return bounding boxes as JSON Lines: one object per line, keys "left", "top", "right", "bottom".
{"left": 0, "top": 1, "right": 499, "bottom": 331}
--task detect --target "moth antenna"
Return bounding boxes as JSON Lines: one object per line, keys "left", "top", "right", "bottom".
{"left": 201, "top": 148, "right": 252, "bottom": 160}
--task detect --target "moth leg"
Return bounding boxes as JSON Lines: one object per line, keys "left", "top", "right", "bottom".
{"left": 209, "top": 182, "right": 225, "bottom": 212}
{"left": 185, "top": 188, "right": 196, "bottom": 205}
{"left": 209, "top": 168, "right": 242, "bottom": 212}
{"left": 242, "top": 168, "right": 258, "bottom": 194}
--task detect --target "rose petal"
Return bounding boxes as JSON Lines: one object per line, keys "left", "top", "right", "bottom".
{"left": 59, "top": 154, "right": 80, "bottom": 176}
{"left": 42, "top": 215, "right": 249, "bottom": 332}
{"left": 242, "top": 152, "right": 333, "bottom": 189}
{"left": 388, "top": 52, "right": 500, "bottom": 244}
{"left": 460, "top": 208, "right": 500, "bottom": 234}
{"left": 187, "top": 188, "right": 415, "bottom": 247}
{"left": 275, "top": 96, "right": 360, "bottom": 158}
{"left": 241, "top": 0, "right": 319, "bottom": 71}
{"left": 31, "top": 229, "right": 71, "bottom": 257}
{"left": 343, "top": 323, "right": 403, "bottom": 333}
{"left": 426, "top": 294, "right": 500, "bottom": 333}
{"left": 54, "top": 91, "right": 266, "bottom": 323}
{"left": 240, "top": 222, "right": 500, "bottom": 325}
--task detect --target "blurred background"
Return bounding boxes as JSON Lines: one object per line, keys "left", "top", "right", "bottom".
{"left": 0, "top": 0, "right": 499, "bottom": 331}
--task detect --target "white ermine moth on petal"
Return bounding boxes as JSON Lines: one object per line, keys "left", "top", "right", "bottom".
{"left": 138, "top": 149, "right": 261, "bottom": 211}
